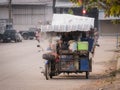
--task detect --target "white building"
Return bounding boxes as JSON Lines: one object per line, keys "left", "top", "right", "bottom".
{"left": 0, "top": 0, "right": 53, "bottom": 31}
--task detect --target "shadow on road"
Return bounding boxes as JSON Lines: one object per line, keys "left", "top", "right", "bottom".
{"left": 44, "top": 74, "right": 105, "bottom": 80}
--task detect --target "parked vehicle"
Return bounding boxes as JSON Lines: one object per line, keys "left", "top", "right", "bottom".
{"left": 0, "top": 22, "right": 13, "bottom": 42}
{"left": 0, "top": 34, "right": 3, "bottom": 42}
{"left": 3, "top": 30, "right": 22, "bottom": 43}
{"left": 19, "top": 30, "right": 36, "bottom": 40}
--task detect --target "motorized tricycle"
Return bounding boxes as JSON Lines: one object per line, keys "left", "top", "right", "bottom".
{"left": 41, "top": 14, "right": 95, "bottom": 80}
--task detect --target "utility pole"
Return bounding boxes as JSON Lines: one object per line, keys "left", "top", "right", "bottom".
{"left": 53, "top": 0, "right": 56, "bottom": 13}
{"left": 7, "top": 0, "right": 12, "bottom": 29}
{"left": 8, "top": 0, "right": 12, "bottom": 23}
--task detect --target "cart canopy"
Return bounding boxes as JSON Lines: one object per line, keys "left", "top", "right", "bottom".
{"left": 41, "top": 14, "right": 95, "bottom": 32}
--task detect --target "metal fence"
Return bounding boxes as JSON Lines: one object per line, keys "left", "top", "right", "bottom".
{"left": 116, "top": 33, "right": 120, "bottom": 48}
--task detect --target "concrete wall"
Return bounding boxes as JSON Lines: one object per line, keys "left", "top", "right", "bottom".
{"left": 13, "top": 5, "right": 53, "bottom": 31}
{"left": 100, "top": 20, "right": 120, "bottom": 35}
{"left": 0, "top": 6, "right": 8, "bottom": 19}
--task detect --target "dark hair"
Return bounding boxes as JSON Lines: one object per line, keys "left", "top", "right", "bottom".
{"left": 82, "top": 32, "right": 86, "bottom": 38}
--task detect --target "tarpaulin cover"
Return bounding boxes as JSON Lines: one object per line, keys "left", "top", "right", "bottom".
{"left": 41, "top": 14, "right": 94, "bottom": 32}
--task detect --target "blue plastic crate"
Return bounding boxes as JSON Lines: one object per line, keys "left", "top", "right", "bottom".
{"left": 80, "top": 58, "right": 89, "bottom": 71}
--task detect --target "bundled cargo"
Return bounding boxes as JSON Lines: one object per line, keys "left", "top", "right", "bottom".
{"left": 60, "top": 61, "right": 77, "bottom": 71}
{"left": 60, "top": 55, "right": 73, "bottom": 61}
{"left": 74, "top": 60, "right": 79, "bottom": 70}
{"left": 42, "top": 53, "right": 55, "bottom": 61}
{"left": 68, "top": 40, "right": 77, "bottom": 52}
{"left": 78, "top": 50, "right": 88, "bottom": 55}
{"left": 77, "top": 41, "right": 88, "bottom": 51}
{"left": 59, "top": 50, "right": 73, "bottom": 54}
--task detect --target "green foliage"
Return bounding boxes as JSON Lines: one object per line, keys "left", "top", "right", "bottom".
{"left": 111, "top": 19, "right": 120, "bottom": 24}
{"left": 68, "top": 9, "right": 74, "bottom": 15}
{"left": 70, "top": 0, "right": 78, "bottom": 3}
{"left": 105, "top": 0, "right": 120, "bottom": 17}
{"left": 70, "top": 0, "right": 82, "bottom": 6}
{"left": 70, "top": 0, "right": 120, "bottom": 24}
{"left": 70, "top": 0, "right": 120, "bottom": 17}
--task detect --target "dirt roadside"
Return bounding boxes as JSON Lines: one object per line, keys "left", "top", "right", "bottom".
{"left": 73, "top": 36, "right": 120, "bottom": 90}
{"left": 39, "top": 36, "right": 119, "bottom": 90}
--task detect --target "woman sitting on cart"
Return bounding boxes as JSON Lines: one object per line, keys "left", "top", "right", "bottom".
{"left": 60, "top": 32, "right": 73, "bottom": 49}
{"left": 61, "top": 32, "right": 73, "bottom": 43}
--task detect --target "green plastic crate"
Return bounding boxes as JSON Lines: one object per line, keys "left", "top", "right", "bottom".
{"left": 77, "top": 41, "right": 88, "bottom": 51}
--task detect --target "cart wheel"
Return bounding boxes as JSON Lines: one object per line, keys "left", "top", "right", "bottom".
{"left": 86, "top": 72, "right": 89, "bottom": 79}
{"left": 45, "top": 63, "right": 52, "bottom": 80}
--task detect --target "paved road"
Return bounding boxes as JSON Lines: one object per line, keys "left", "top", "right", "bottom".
{"left": 0, "top": 36, "right": 116, "bottom": 90}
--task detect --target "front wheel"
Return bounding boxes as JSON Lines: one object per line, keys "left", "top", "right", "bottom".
{"left": 45, "top": 62, "right": 52, "bottom": 80}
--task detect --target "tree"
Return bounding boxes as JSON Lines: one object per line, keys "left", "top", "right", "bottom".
{"left": 70, "top": 0, "right": 120, "bottom": 17}
{"left": 68, "top": 8, "right": 74, "bottom": 15}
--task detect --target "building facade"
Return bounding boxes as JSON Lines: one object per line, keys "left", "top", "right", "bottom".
{"left": 0, "top": 0, "right": 53, "bottom": 31}
{"left": 99, "top": 10, "right": 120, "bottom": 35}
{"left": 0, "top": 0, "right": 120, "bottom": 35}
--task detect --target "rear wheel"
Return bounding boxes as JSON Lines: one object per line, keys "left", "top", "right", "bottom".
{"left": 45, "top": 62, "right": 52, "bottom": 80}
{"left": 86, "top": 71, "right": 89, "bottom": 79}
